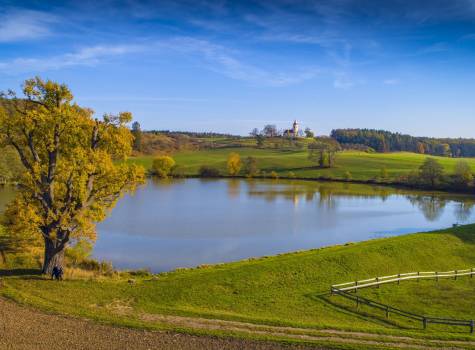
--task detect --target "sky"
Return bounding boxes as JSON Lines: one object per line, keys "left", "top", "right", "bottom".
{"left": 1, "top": 0, "right": 475, "bottom": 137}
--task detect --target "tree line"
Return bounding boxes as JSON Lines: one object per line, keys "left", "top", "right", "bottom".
{"left": 331, "top": 128, "right": 475, "bottom": 157}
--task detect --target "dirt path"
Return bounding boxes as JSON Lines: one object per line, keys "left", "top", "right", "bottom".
{"left": 1, "top": 298, "right": 473, "bottom": 350}
{"left": 0, "top": 298, "right": 325, "bottom": 350}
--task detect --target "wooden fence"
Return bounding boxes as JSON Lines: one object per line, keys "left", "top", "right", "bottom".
{"left": 330, "top": 268, "right": 475, "bottom": 333}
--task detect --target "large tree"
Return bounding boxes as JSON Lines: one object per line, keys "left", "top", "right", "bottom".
{"left": 419, "top": 157, "right": 444, "bottom": 187}
{"left": 308, "top": 138, "right": 341, "bottom": 168}
{"left": 0, "top": 77, "right": 145, "bottom": 274}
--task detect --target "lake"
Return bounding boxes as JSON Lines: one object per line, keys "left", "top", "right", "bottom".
{"left": 1, "top": 179, "right": 474, "bottom": 272}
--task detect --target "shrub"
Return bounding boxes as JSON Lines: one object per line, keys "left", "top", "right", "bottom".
{"left": 287, "top": 171, "right": 296, "bottom": 179}
{"left": 227, "top": 153, "right": 242, "bottom": 176}
{"left": 380, "top": 167, "right": 389, "bottom": 180}
{"left": 170, "top": 165, "right": 186, "bottom": 178}
{"left": 129, "top": 268, "right": 152, "bottom": 277}
{"left": 270, "top": 171, "right": 279, "bottom": 179}
{"left": 151, "top": 156, "right": 175, "bottom": 178}
{"left": 199, "top": 166, "right": 221, "bottom": 177}
{"left": 344, "top": 171, "right": 352, "bottom": 181}
{"left": 244, "top": 156, "right": 258, "bottom": 177}
{"left": 453, "top": 160, "right": 473, "bottom": 188}
{"left": 65, "top": 239, "right": 93, "bottom": 266}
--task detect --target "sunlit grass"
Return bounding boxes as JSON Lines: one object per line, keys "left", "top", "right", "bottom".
{"left": 129, "top": 148, "right": 475, "bottom": 182}
{"left": 3, "top": 224, "right": 475, "bottom": 341}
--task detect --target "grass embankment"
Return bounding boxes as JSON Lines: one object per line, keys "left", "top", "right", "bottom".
{"left": 2, "top": 225, "right": 475, "bottom": 348}
{"left": 130, "top": 148, "right": 475, "bottom": 183}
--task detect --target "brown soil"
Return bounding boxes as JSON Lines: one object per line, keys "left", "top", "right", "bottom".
{"left": 0, "top": 298, "right": 323, "bottom": 350}
{"left": 1, "top": 297, "right": 473, "bottom": 349}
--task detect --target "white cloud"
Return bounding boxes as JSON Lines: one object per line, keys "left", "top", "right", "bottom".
{"left": 0, "top": 45, "right": 142, "bottom": 74}
{"left": 0, "top": 9, "right": 57, "bottom": 42}
{"left": 383, "top": 78, "right": 400, "bottom": 85}
{"left": 164, "top": 37, "right": 320, "bottom": 86}
{"left": 333, "top": 72, "right": 354, "bottom": 89}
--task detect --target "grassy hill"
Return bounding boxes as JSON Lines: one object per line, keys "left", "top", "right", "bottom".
{"left": 130, "top": 148, "right": 475, "bottom": 182}
{"left": 3, "top": 224, "right": 475, "bottom": 348}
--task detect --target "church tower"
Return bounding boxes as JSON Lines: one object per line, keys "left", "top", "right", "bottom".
{"left": 293, "top": 120, "right": 299, "bottom": 137}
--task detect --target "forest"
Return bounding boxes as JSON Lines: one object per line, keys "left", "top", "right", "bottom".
{"left": 331, "top": 128, "right": 475, "bottom": 157}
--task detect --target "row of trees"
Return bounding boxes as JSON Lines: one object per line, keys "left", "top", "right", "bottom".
{"left": 331, "top": 128, "right": 475, "bottom": 157}
{"left": 250, "top": 125, "right": 314, "bottom": 138}
{"left": 401, "top": 158, "right": 474, "bottom": 190}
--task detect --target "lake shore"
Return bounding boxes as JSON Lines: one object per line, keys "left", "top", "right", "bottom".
{"left": 2, "top": 224, "right": 475, "bottom": 348}
{"left": 131, "top": 148, "right": 475, "bottom": 195}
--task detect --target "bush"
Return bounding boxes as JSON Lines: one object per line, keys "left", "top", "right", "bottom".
{"left": 244, "top": 156, "right": 258, "bottom": 177}
{"left": 129, "top": 268, "right": 152, "bottom": 277}
{"left": 344, "top": 171, "right": 352, "bottom": 181}
{"left": 65, "top": 239, "right": 93, "bottom": 266}
{"left": 227, "top": 153, "right": 242, "bottom": 176}
{"left": 151, "top": 156, "right": 175, "bottom": 178}
{"left": 270, "top": 171, "right": 279, "bottom": 179}
{"left": 453, "top": 160, "right": 473, "bottom": 188}
{"left": 199, "top": 166, "right": 221, "bottom": 177}
{"left": 380, "top": 167, "right": 389, "bottom": 181}
{"left": 287, "top": 171, "right": 296, "bottom": 179}
{"left": 170, "top": 165, "right": 186, "bottom": 178}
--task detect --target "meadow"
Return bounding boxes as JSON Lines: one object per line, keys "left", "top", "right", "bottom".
{"left": 3, "top": 224, "right": 475, "bottom": 348}
{"left": 130, "top": 147, "right": 475, "bottom": 183}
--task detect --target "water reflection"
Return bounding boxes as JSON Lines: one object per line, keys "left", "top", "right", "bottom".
{"left": 1, "top": 179, "right": 474, "bottom": 272}
{"left": 406, "top": 196, "right": 447, "bottom": 222}
{"left": 243, "top": 180, "right": 474, "bottom": 222}
{"left": 454, "top": 201, "right": 475, "bottom": 222}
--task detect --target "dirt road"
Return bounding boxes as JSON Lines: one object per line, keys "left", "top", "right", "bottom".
{"left": 0, "top": 298, "right": 322, "bottom": 350}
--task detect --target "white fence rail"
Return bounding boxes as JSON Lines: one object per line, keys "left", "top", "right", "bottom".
{"left": 332, "top": 268, "right": 475, "bottom": 292}
{"left": 330, "top": 268, "right": 475, "bottom": 333}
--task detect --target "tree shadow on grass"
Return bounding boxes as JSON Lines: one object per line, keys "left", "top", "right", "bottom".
{"left": 427, "top": 224, "right": 475, "bottom": 245}
{"left": 0, "top": 268, "right": 42, "bottom": 277}
{"left": 263, "top": 165, "right": 321, "bottom": 173}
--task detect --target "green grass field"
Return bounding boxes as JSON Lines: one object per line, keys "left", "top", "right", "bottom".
{"left": 3, "top": 224, "right": 475, "bottom": 348}
{"left": 130, "top": 148, "right": 475, "bottom": 182}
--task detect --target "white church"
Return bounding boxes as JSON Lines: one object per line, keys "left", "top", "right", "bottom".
{"left": 283, "top": 120, "right": 300, "bottom": 138}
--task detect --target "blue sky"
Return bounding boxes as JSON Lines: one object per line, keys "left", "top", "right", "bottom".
{"left": 1, "top": 0, "right": 475, "bottom": 137}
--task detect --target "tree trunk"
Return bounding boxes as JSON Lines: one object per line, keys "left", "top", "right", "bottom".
{"left": 42, "top": 238, "right": 65, "bottom": 275}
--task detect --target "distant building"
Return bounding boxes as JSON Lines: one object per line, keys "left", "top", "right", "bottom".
{"left": 283, "top": 120, "right": 299, "bottom": 138}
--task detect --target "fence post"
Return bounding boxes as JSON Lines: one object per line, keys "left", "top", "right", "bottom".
{"left": 436, "top": 271, "right": 438, "bottom": 282}
{"left": 376, "top": 277, "right": 380, "bottom": 288}
{"left": 385, "top": 306, "right": 389, "bottom": 319}
{"left": 423, "top": 317, "right": 427, "bottom": 330}
{"left": 471, "top": 320, "right": 474, "bottom": 334}
{"left": 455, "top": 270, "right": 458, "bottom": 281}
{"left": 398, "top": 274, "right": 400, "bottom": 285}
{"left": 356, "top": 296, "right": 359, "bottom": 309}
{"left": 417, "top": 271, "right": 420, "bottom": 282}
{"left": 355, "top": 281, "right": 358, "bottom": 294}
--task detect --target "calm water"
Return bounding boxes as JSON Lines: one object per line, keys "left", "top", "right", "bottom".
{"left": 1, "top": 179, "right": 475, "bottom": 272}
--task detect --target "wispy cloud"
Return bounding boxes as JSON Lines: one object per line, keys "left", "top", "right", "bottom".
{"left": 0, "top": 44, "right": 142, "bottom": 74}
{"left": 417, "top": 42, "right": 449, "bottom": 55}
{"left": 77, "top": 96, "right": 208, "bottom": 102}
{"left": 0, "top": 8, "right": 58, "bottom": 42}
{"left": 333, "top": 72, "right": 355, "bottom": 89}
{"left": 383, "top": 78, "right": 401, "bottom": 85}
{"left": 460, "top": 33, "right": 475, "bottom": 40}
{"left": 163, "top": 37, "right": 321, "bottom": 86}
{"left": 332, "top": 71, "right": 366, "bottom": 89}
